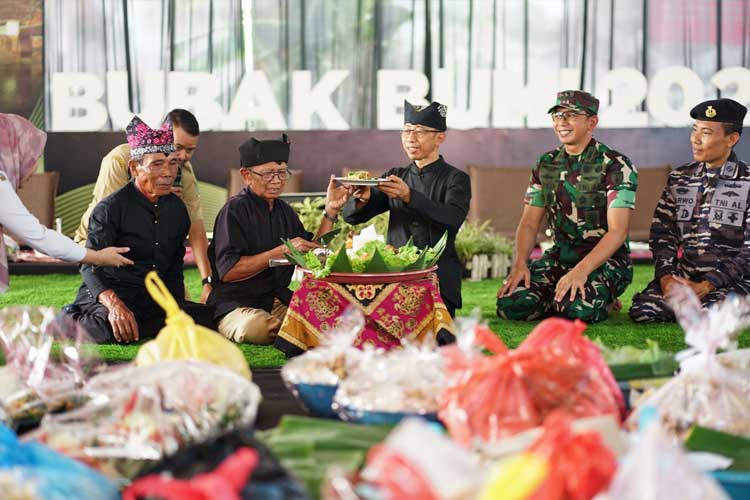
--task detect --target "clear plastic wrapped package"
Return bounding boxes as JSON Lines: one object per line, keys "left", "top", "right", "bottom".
{"left": 281, "top": 307, "right": 365, "bottom": 387}
{"left": 24, "top": 360, "right": 262, "bottom": 480}
{"left": 597, "top": 410, "right": 729, "bottom": 500}
{"left": 281, "top": 308, "right": 366, "bottom": 418}
{"left": 627, "top": 286, "right": 750, "bottom": 438}
{"left": 439, "top": 317, "right": 621, "bottom": 447}
{"left": 0, "top": 307, "right": 102, "bottom": 428}
{"left": 333, "top": 338, "right": 444, "bottom": 419}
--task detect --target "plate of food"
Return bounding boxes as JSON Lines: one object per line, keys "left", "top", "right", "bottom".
{"left": 333, "top": 170, "right": 389, "bottom": 186}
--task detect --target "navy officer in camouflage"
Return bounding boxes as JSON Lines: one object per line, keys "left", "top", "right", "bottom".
{"left": 629, "top": 98, "right": 749, "bottom": 322}
{"left": 497, "top": 90, "right": 638, "bottom": 323}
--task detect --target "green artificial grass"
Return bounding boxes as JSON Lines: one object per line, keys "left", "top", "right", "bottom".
{"left": 2, "top": 266, "right": 744, "bottom": 369}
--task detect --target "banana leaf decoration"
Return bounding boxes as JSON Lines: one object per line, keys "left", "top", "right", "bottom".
{"left": 328, "top": 246, "right": 353, "bottom": 273}
{"left": 403, "top": 250, "right": 427, "bottom": 271}
{"left": 363, "top": 248, "right": 390, "bottom": 273}
{"left": 283, "top": 239, "right": 308, "bottom": 267}
{"left": 424, "top": 231, "right": 448, "bottom": 267}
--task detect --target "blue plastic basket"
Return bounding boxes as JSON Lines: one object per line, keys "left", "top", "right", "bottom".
{"left": 712, "top": 470, "right": 750, "bottom": 500}
{"left": 335, "top": 405, "right": 440, "bottom": 426}
{"left": 290, "top": 383, "right": 339, "bottom": 419}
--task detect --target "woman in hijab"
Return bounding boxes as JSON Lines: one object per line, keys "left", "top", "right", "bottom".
{"left": 0, "top": 113, "right": 133, "bottom": 294}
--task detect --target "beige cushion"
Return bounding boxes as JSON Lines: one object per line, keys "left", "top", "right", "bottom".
{"left": 17, "top": 172, "right": 60, "bottom": 229}
{"left": 629, "top": 165, "right": 672, "bottom": 242}
{"left": 227, "top": 168, "right": 303, "bottom": 197}
{"left": 467, "top": 165, "right": 540, "bottom": 239}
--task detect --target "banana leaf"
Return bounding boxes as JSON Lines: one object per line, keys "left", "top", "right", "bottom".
{"left": 685, "top": 426, "right": 750, "bottom": 471}
{"left": 403, "top": 250, "right": 427, "bottom": 271}
{"left": 363, "top": 248, "right": 390, "bottom": 273}
{"left": 283, "top": 239, "right": 308, "bottom": 268}
{"left": 329, "top": 247, "right": 353, "bottom": 273}
{"left": 424, "top": 231, "right": 448, "bottom": 267}
{"left": 608, "top": 355, "right": 678, "bottom": 381}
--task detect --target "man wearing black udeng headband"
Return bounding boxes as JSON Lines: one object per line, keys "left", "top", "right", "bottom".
{"left": 343, "top": 100, "right": 472, "bottom": 320}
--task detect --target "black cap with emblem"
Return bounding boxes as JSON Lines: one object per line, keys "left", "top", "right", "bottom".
{"left": 404, "top": 100, "right": 448, "bottom": 131}
{"left": 238, "top": 134, "right": 291, "bottom": 168}
{"left": 690, "top": 98, "right": 747, "bottom": 131}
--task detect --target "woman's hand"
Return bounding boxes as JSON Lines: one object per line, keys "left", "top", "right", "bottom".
{"left": 86, "top": 247, "right": 134, "bottom": 267}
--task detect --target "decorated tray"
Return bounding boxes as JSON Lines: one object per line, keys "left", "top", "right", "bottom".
{"left": 299, "top": 265, "right": 438, "bottom": 284}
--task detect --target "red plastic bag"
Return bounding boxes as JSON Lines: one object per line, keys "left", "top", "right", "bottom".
{"left": 440, "top": 349, "right": 541, "bottom": 446}
{"left": 122, "top": 447, "right": 258, "bottom": 500}
{"left": 518, "top": 318, "right": 625, "bottom": 417}
{"left": 518, "top": 349, "right": 620, "bottom": 421}
{"left": 527, "top": 412, "right": 617, "bottom": 500}
{"left": 439, "top": 318, "right": 621, "bottom": 447}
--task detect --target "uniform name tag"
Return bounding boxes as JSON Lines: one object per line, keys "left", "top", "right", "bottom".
{"left": 673, "top": 185, "right": 698, "bottom": 222}
{"left": 709, "top": 180, "right": 748, "bottom": 227}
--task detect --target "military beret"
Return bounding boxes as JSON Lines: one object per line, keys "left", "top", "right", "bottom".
{"left": 690, "top": 98, "right": 747, "bottom": 127}
{"left": 547, "top": 90, "right": 600, "bottom": 116}
{"left": 404, "top": 100, "right": 447, "bottom": 131}
{"left": 239, "top": 134, "right": 290, "bottom": 168}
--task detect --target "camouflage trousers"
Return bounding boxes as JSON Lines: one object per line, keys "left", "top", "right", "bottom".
{"left": 629, "top": 278, "right": 750, "bottom": 323}
{"left": 496, "top": 251, "right": 633, "bottom": 324}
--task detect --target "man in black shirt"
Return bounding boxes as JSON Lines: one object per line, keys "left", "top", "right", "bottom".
{"left": 343, "top": 101, "right": 471, "bottom": 317}
{"left": 207, "top": 134, "right": 348, "bottom": 344}
{"left": 63, "top": 116, "right": 214, "bottom": 343}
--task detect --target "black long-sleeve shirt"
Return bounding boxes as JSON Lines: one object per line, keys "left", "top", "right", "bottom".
{"left": 207, "top": 186, "right": 312, "bottom": 317}
{"left": 343, "top": 156, "right": 471, "bottom": 308}
{"left": 74, "top": 182, "right": 190, "bottom": 317}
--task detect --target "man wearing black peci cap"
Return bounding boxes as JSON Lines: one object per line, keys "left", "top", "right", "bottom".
{"left": 630, "top": 98, "right": 750, "bottom": 322}
{"left": 207, "top": 135, "right": 349, "bottom": 344}
{"left": 342, "top": 100, "right": 471, "bottom": 319}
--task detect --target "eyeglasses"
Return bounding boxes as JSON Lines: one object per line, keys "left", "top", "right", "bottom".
{"left": 400, "top": 128, "right": 440, "bottom": 138}
{"left": 248, "top": 169, "right": 292, "bottom": 182}
{"left": 551, "top": 111, "right": 587, "bottom": 122}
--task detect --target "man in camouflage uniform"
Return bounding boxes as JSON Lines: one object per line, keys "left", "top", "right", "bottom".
{"left": 497, "top": 90, "right": 638, "bottom": 324}
{"left": 630, "top": 98, "right": 749, "bottom": 322}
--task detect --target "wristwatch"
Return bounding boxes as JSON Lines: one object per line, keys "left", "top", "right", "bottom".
{"left": 201, "top": 276, "right": 213, "bottom": 286}
{"left": 322, "top": 209, "right": 339, "bottom": 222}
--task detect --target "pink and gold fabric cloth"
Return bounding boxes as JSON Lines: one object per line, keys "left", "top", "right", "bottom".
{"left": 277, "top": 273, "right": 454, "bottom": 352}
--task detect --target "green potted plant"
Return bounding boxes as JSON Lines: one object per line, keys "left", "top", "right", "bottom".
{"left": 455, "top": 220, "right": 513, "bottom": 281}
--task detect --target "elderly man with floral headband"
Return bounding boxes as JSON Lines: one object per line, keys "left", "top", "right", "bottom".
{"left": 63, "top": 116, "right": 214, "bottom": 343}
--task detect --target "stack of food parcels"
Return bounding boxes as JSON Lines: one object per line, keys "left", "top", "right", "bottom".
{"left": 2, "top": 277, "right": 750, "bottom": 499}
{"left": 285, "top": 287, "right": 750, "bottom": 499}
{"left": 0, "top": 273, "right": 309, "bottom": 499}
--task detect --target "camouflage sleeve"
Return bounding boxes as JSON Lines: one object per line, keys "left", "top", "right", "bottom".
{"left": 524, "top": 158, "right": 545, "bottom": 207}
{"left": 605, "top": 154, "right": 637, "bottom": 209}
{"left": 650, "top": 175, "right": 679, "bottom": 279}
{"left": 703, "top": 200, "right": 750, "bottom": 288}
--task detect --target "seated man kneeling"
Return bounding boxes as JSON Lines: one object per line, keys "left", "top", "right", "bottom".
{"left": 630, "top": 98, "right": 750, "bottom": 322}
{"left": 207, "top": 135, "right": 347, "bottom": 345}
{"left": 63, "top": 116, "right": 215, "bottom": 343}
{"left": 496, "top": 90, "right": 638, "bottom": 324}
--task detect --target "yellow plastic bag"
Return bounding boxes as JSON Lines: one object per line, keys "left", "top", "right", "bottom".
{"left": 478, "top": 452, "right": 548, "bottom": 500}
{"left": 135, "top": 272, "right": 252, "bottom": 380}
